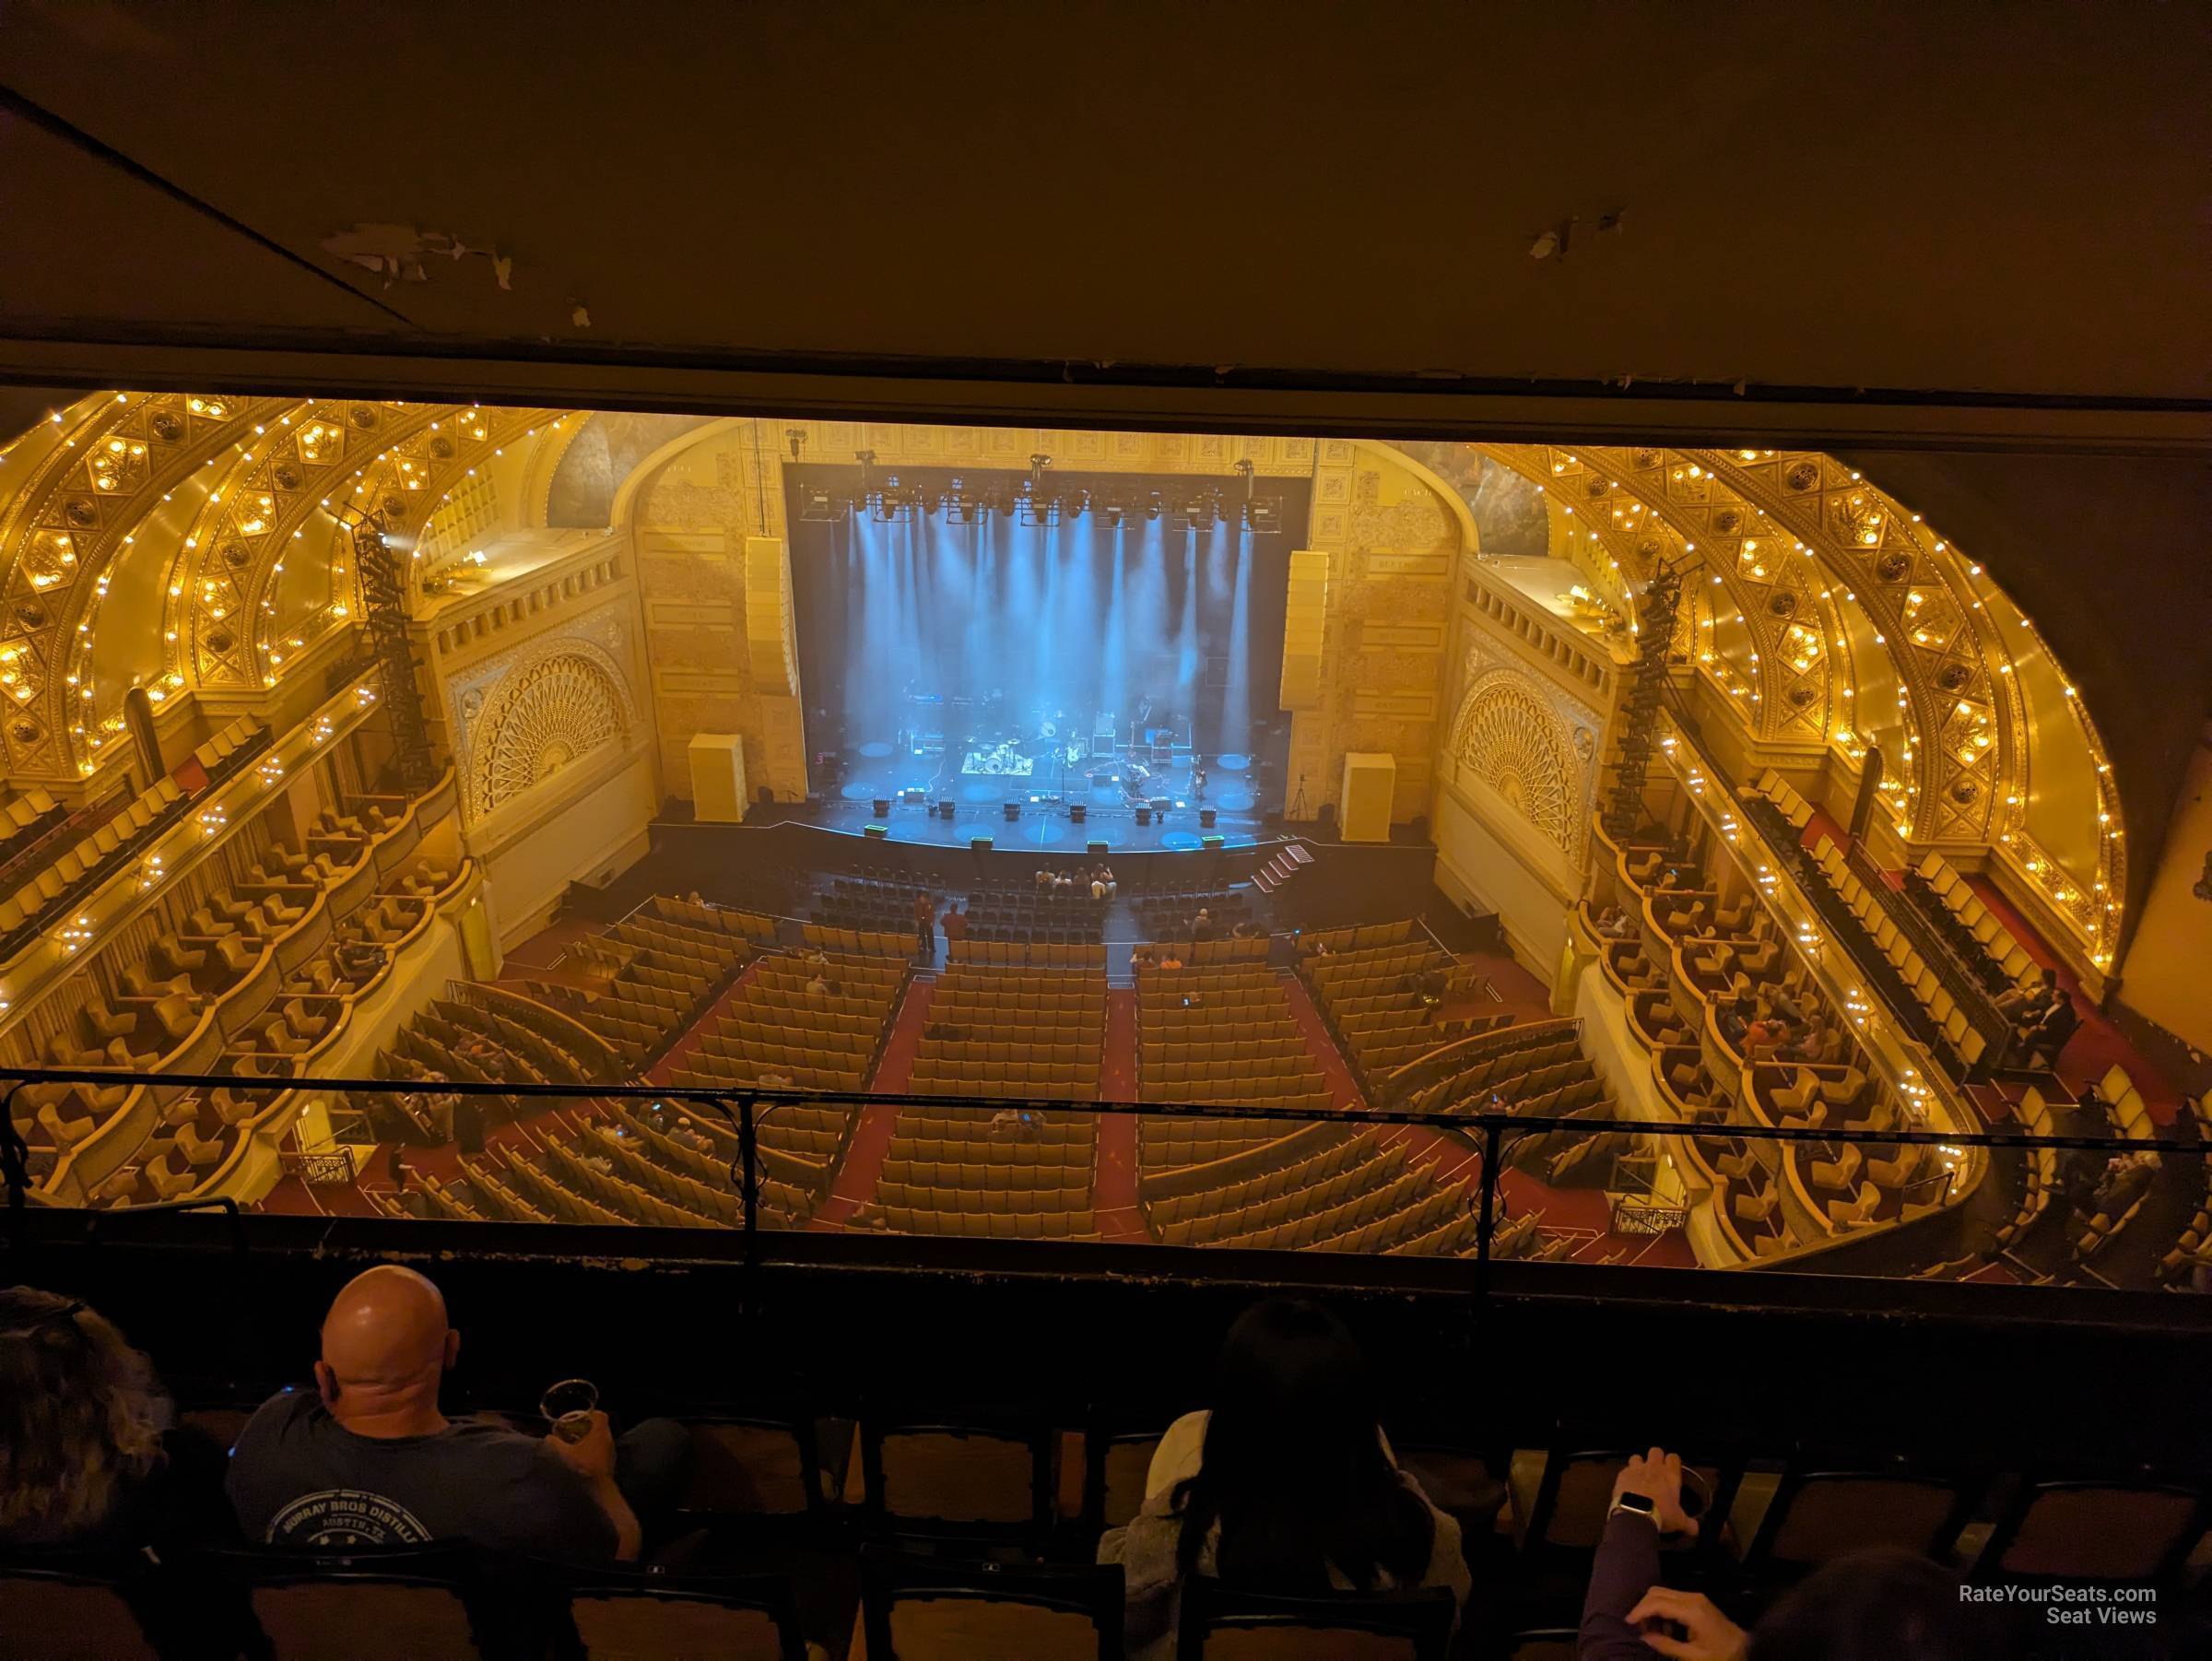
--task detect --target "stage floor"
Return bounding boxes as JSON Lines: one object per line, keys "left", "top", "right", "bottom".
{"left": 812, "top": 742, "right": 1270, "bottom": 852}
{"left": 787, "top": 796, "right": 1265, "bottom": 853}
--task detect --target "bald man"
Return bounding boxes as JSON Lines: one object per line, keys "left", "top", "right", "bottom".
{"left": 227, "top": 1266, "right": 688, "bottom": 1559}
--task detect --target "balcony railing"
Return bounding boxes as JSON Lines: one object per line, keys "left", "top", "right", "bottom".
{"left": 5, "top": 1064, "right": 2183, "bottom": 1299}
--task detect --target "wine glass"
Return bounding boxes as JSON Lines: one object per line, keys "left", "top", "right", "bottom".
{"left": 540, "top": 1377, "right": 599, "bottom": 1443}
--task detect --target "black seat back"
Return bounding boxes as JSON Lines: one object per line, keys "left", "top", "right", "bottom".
{"left": 1176, "top": 1578, "right": 1454, "bottom": 1661}
{"left": 860, "top": 1545, "right": 1123, "bottom": 1660}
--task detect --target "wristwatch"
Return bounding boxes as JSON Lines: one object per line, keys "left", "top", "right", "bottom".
{"left": 1607, "top": 1490, "right": 1659, "bottom": 1525}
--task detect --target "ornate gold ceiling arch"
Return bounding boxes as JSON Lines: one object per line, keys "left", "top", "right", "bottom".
{"left": 1440, "top": 442, "right": 2121, "bottom": 966}
{"left": 0, "top": 399, "right": 2124, "bottom": 965}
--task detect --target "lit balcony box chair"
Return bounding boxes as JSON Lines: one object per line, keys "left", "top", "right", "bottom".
{"left": 80, "top": 997, "right": 138, "bottom": 1043}
{"left": 186, "top": 904, "right": 239, "bottom": 938}
{"left": 1865, "top": 1145, "right": 1923, "bottom": 1188}
{"left": 1825, "top": 1184, "right": 1882, "bottom": 1229}
{"left": 48, "top": 1032, "right": 111, "bottom": 1069}
{"left": 37, "top": 1099, "right": 97, "bottom": 1148}
{"left": 1808, "top": 1144, "right": 1863, "bottom": 1192}
{"left": 860, "top": 1547, "right": 1124, "bottom": 1661}
{"left": 1817, "top": 1068, "right": 1868, "bottom": 1109}
{"left": 120, "top": 964, "right": 194, "bottom": 1001}
{"left": 173, "top": 1121, "right": 225, "bottom": 1170}
{"left": 1769, "top": 1067, "right": 1820, "bottom": 1117}
{"left": 150, "top": 935, "right": 206, "bottom": 979}
{"left": 282, "top": 996, "right": 332, "bottom": 1043}
{"left": 1732, "top": 1184, "right": 1780, "bottom": 1226}
{"left": 142, "top": 1149, "right": 196, "bottom": 1200}
{"left": 25, "top": 1078, "right": 129, "bottom": 1116}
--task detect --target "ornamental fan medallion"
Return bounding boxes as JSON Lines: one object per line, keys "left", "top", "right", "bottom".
{"left": 1454, "top": 677, "right": 1573, "bottom": 854}
{"left": 476, "top": 653, "right": 625, "bottom": 814}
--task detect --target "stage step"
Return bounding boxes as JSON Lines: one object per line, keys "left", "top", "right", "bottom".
{"left": 1252, "top": 849, "right": 1307, "bottom": 895}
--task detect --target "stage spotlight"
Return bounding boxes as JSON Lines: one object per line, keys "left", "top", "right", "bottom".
{"left": 797, "top": 485, "right": 844, "bottom": 522}
{"left": 1065, "top": 489, "right": 1091, "bottom": 517}
{"left": 943, "top": 477, "right": 982, "bottom": 524}
{"left": 1186, "top": 491, "right": 1218, "bottom": 528}
{"left": 786, "top": 429, "right": 806, "bottom": 462}
{"left": 1100, "top": 500, "right": 1126, "bottom": 527}
{"left": 1243, "top": 494, "right": 1283, "bottom": 535}
{"left": 1146, "top": 492, "right": 1164, "bottom": 521}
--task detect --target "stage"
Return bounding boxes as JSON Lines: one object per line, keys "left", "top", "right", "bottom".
{"left": 806, "top": 734, "right": 1272, "bottom": 853}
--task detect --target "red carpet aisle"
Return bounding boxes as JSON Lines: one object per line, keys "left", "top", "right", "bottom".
{"left": 1090, "top": 988, "right": 1147, "bottom": 1240}
{"left": 642, "top": 960, "right": 763, "bottom": 1087}
{"left": 1277, "top": 972, "right": 1368, "bottom": 1113}
{"left": 809, "top": 977, "right": 935, "bottom": 1228}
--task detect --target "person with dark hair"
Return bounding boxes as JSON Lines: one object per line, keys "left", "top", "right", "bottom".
{"left": 1579, "top": 1449, "right": 1990, "bottom": 1659}
{"left": 0, "top": 1286, "right": 231, "bottom": 1550}
{"left": 1099, "top": 1298, "right": 1468, "bottom": 1660}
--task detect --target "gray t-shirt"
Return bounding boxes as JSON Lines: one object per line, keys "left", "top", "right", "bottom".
{"left": 226, "top": 1390, "right": 616, "bottom": 1558}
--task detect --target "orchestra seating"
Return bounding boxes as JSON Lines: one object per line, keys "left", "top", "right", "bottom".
{"left": 909, "top": 964, "right": 1106, "bottom": 1099}
{"left": 959, "top": 885, "right": 1105, "bottom": 945}
{"left": 554, "top": 897, "right": 752, "bottom": 1067}
{"left": 1138, "top": 1121, "right": 1478, "bottom": 1255}
{"left": 810, "top": 874, "right": 936, "bottom": 937}
{"left": 1131, "top": 886, "right": 1253, "bottom": 938}
{"left": 669, "top": 948, "right": 905, "bottom": 1095}
{"left": 855, "top": 1105, "right": 1101, "bottom": 1239}
{"left": 1134, "top": 962, "right": 1331, "bottom": 1117}
{"left": 1298, "top": 922, "right": 1485, "bottom": 1079}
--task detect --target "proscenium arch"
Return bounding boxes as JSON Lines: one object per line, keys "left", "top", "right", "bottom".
{"left": 0, "top": 396, "right": 2126, "bottom": 966}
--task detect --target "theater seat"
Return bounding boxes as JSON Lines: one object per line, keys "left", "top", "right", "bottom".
{"left": 568, "top": 1573, "right": 812, "bottom": 1661}
{"left": 861, "top": 1547, "right": 1124, "bottom": 1661}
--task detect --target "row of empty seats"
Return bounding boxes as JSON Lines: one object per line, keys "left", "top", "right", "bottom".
{"left": 909, "top": 964, "right": 1106, "bottom": 1100}
{"left": 1812, "top": 837, "right": 1994, "bottom": 1071}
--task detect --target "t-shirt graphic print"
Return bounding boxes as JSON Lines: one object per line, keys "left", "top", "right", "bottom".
{"left": 266, "top": 1487, "right": 434, "bottom": 1548}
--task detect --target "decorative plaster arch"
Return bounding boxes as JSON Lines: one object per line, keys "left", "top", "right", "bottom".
{"left": 462, "top": 632, "right": 636, "bottom": 819}
{"left": 1450, "top": 666, "right": 1590, "bottom": 865}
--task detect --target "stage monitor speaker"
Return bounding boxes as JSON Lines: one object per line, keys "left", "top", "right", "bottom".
{"left": 939, "top": 799, "right": 956, "bottom": 819}
{"left": 688, "top": 733, "right": 747, "bottom": 823}
{"left": 1279, "top": 548, "right": 1329, "bottom": 710}
{"left": 872, "top": 797, "right": 890, "bottom": 818}
{"left": 1201, "top": 833, "right": 1225, "bottom": 850}
{"left": 1004, "top": 801, "right": 1020, "bottom": 820}
{"left": 1069, "top": 803, "right": 1087, "bottom": 822}
{"left": 1087, "top": 840, "right": 1109, "bottom": 855}
{"left": 901, "top": 787, "right": 928, "bottom": 804}
{"left": 1135, "top": 806, "right": 1153, "bottom": 826}
{"left": 971, "top": 836, "right": 994, "bottom": 852}
{"left": 864, "top": 823, "right": 888, "bottom": 840}
{"left": 1199, "top": 807, "right": 1217, "bottom": 829}
{"left": 1340, "top": 751, "right": 1395, "bottom": 843}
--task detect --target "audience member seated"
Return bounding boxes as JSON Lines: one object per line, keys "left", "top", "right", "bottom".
{"left": 1580, "top": 1448, "right": 1993, "bottom": 1656}
{"left": 1099, "top": 1298, "right": 1469, "bottom": 1660}
{"left": 226, "top": 1265, "right": 692, "bottom": 1561}
{"left": 0, "top": 1286, "right": 231, "bottom": 1552}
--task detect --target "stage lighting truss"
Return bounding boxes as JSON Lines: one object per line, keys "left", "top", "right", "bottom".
{"left": 867, "top": 474, "right": 926, "bottom": 524}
